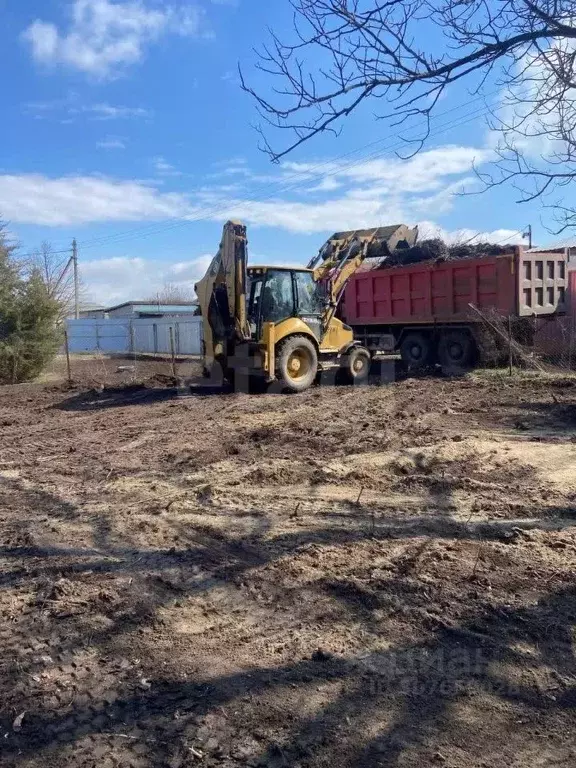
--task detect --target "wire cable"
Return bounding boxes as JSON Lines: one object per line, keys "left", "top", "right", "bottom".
{"left": 75, "top": 92, "right": 504, "bottom": 252}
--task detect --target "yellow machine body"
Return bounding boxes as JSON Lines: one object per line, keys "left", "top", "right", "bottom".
{"left": 195, "top": 222, "right": 418, "bottom": 391}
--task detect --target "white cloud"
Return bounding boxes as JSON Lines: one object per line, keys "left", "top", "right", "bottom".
{"left": 282, "top": 145, "right": 492, "bottom": 194}
{"left": 1, "top": 143, "right": 519, "bottom": 304}
{"left": 25, "top": 21, "right": 59, "bottom": 61}
{"left": 417, "top": 221, "right": 526, "bottom": 245}
{"left": 81, "top": 254, "right": 213, "bottom": 305}
{"left": 81, "top": 103, "right": 152, "bottom": 120}
{"left": 80, "top": 251, "right": 305, "bottom": 307}
{"left": 0, "top": 174, "right": 189, "bottom": 226}
{"left": 208, "top": 191, "right": 520, "bottom": 238}
{"left": 23, "top": 0, "right": 205, "bottom": 78}
{"left": 306, "top": 177, "right": 342, "bottom": 193}
{"left": 153, "top": 156, "right": 184, "bottom": 177}
{"left": 487, "top": 43, "right": 576, "bottom": 161}
{"left": 0, "top": 144, "right": 512, "bottom": 238}
{"left": 201, "top": 195, "right": 406, "bottom": 233}
{"left": 190, "top": 146, "right": 489, "bottom": 233}
{"left": 24, "top": 98, "right": 152, "bottom": 121}
{"left": 221, "top": 70, "right": 240, "bottom": 85}
{"left": 96, "top": 136, "right": 126, "bottom": 149}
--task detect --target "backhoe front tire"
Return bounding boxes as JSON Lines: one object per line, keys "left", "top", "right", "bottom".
{"left": 338, "top": 346, "right": 371, "bottom": 385}
{"left": 276, "top": 335, "right": 318, "bottom": 393}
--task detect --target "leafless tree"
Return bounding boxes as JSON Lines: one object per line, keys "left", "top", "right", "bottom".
{"left": 145, "top": 282, "right": 196, "bottom": 305}
{"left": 30, "top": 242, "right": 86, "bottom": 321}
{"left": 241, "top": 0, "right": 576, "bottom": 230}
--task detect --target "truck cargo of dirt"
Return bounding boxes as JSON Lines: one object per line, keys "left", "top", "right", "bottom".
{"left": 343, "top": 247, "right": 570, "bottom": 370}
{"left": 344, "top": 247, "right": 568, "bottom": 324}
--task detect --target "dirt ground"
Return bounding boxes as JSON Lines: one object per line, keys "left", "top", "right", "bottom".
{"left": 1, "top": 364, "right": 575, "bottom": 768}
{"left": 40, "top": 353, "right": 199, "bottom": 390}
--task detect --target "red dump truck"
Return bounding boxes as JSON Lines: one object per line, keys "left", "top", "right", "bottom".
{"left": 342, "top": 246, "right": 569, "bottom": 370}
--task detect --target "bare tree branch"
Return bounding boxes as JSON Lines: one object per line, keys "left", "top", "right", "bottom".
{"left": 145, "top": 283, "right": 197, "bottom": 305}
{"left": 28, "top": 243, "right": 87, "bottom": 323}
{"left": 243, "top": 0, "right": 576, "bottom": 229}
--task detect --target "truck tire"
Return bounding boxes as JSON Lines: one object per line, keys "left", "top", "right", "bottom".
{"left": 400, "top": 333, "right": 433, "bottom": 370}
{"left": 276, "top": 335, "right": 318, "bottom": 393}
{"left": 438, "top": 330, "right": 476, "bottom": 374}
{"left": 339, "top": 346, "right": 371, "bottom": 385}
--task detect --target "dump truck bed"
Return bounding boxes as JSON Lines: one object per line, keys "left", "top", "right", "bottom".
{"left": 343, "top": 247, "right": 569, "bottom": 325}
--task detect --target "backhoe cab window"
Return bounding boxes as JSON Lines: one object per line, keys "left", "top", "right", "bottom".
{"left": 261, "top": 270, "right": 294, "bottom": 323}
{"left": 247, "top": 277, "right": 263, "bottom": 334}
{"left": 294, "top": 271, "right": 323, "bottom": 315}
{"left": 252, "top": 269, "right": 322, "bottom": 327}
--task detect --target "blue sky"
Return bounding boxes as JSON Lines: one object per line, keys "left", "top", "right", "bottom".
{"left": 0, "top": 0, "right": 555, "bottom": 305}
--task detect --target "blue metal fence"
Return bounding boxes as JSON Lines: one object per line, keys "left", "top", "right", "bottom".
{"left": 66, "top": 317, "right": 202, "bottom": 355}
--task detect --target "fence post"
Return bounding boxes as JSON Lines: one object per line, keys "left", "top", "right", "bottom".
{"left": 169, "top": 326, "right": 177, "bottom": 380}
{"left": 129, "top": 320, "right": 137, "bottom": 378}
{"left": 569, "top": 314, "right": 575, "bottom": 371}
{"left": 508, "top": 315, "right": 513, "bottom": 376}
{"left": 95, "top": 322, "right": 101, "bottom": 351}
{"left": 64, "top": 328, "right": 72, "bottom": 384}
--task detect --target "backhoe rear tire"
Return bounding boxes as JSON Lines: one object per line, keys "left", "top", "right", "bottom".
{"left": 276, "top": 335, "right": 318, "bottom": 393}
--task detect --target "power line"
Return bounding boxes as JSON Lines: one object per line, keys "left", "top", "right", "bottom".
{"left": 496, "top": 227, "right": 527, "bottom": 245}
{"left": 19, "top": 86, "right": 537, "bottom": 257}
{"left": 17, "top": 246, "right": 72, "bottom": 260}
{"left": 75, "top": 92, "right": 504, "bottom": 252}
{"left": 85, "top": 105, "right": 493, "bottom": 248}
{"left": 547, "top": 231, "right": 576, "bottom": 247}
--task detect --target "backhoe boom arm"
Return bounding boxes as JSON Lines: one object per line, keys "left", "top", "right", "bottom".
{"left": 309, "top": 224, "right": 419, "bottom": 333}
{"left": 194, "top": 220, "right": 251, "bottom": 370}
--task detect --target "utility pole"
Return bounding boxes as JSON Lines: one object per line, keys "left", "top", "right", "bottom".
{"left": 522, "top": 224, "right": 533, "bottom": 250}
{"left": 72, "top": 238, "right": 79, "bottom": 319}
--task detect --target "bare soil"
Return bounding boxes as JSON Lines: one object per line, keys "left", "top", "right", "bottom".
{"left": 1, "top": 368, "right": 575, "bottom": 768}
{"left": 40, "top": 353, "right": 199, "bottom": 390}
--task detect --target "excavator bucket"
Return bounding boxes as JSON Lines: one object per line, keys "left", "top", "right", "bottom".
{"left": 309, "top": 224, "right": 419, "bottom": 331}
{"left": 194, "top": 220, "right": 251, "bottom": 371}
{"left": 308, "top": 224, "right": 419, "bottom": 272}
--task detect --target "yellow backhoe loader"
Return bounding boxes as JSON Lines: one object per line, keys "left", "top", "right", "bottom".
{"left": 195, "top": 220, "right": 418, "bottom": 392}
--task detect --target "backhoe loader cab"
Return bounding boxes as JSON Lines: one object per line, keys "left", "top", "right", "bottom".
{"left": 247, "top": 267, "right": 323, "bottom": 335}
{"left": 195, "top": 220, "right": 418, "bottom": 392}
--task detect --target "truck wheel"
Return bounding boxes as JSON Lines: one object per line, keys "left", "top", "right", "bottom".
{"left": 400, "top": 333, "right": 432, "bottom": 370}
{"left": 276, "top": 335, "right": 318, "bottom": 393}
{"left": 438, "top": 330, "right": 476, "bottom": 374}
{"left": 339, "top": 346, "right": 371, "bottom": 385}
